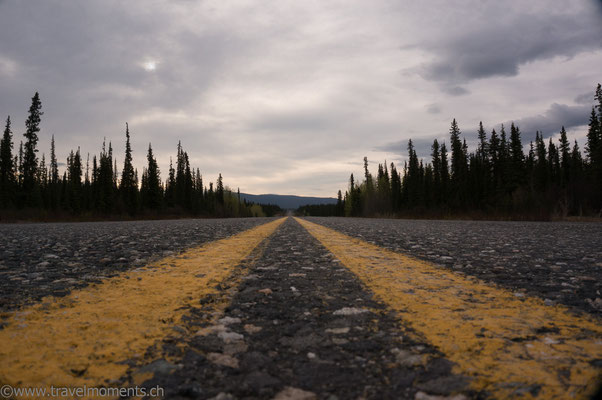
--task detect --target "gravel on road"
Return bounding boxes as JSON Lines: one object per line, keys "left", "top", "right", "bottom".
{"left": 305, "top": 217, "right": 602, "bottom": 316}
{"left": 0, "top": 218, "right": 275, "bottom": 313}
{"left": 139, "top": 218, "right": 475, "bottom": 400}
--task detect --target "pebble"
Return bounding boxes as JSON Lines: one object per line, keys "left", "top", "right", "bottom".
{"left": 325, "top": 327, "right": 350, "bottom": 334}
{"left": 243, "top": 324, "right": 262, "bottom": 334}
{"left": 415, "top": 392, "right": 468, "bottom": 400}
{"left": 332, "top": 307, "right": 369, "bottom": 316}
{"left": 217, "top": 331, "right": 244, "bottom": 343}
{"left": 273, "top": 386, "right": 317, "bottom": 400}
{"left": 207, "top": 352, "right": 239, "bottom": 368}
{"left": 218, "top": 317, "right": 242, "bottom": 325}
{"left": 391, "top": 348, "right": 424, "bottom": 367}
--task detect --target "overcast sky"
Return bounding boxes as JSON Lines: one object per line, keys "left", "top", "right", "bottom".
{"left": 1, "top": 1, "right": 601, "bottom": 197}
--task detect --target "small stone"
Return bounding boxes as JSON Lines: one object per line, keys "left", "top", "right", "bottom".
{"left": 513, "top": 292, "right": 525, "bottom": 298}
{"left": 290, "top": 286, "right": 298, "bottom": 292}
{"left": 37, "top": 261, "right": 50, "bottom": 267}
{"left": 207, "top": 352, "right": 239, "bottom": 368}
{"left": 223, "top": 341, "right": 248, "bottom": 355}
{"left": 195, "top": 324, "right": 227, "bottom": 336}
{"left": 543, "top": 337, "right": 559, "bottom": 345}
{"left": 208, "top": 392, "right": 235, "bottom": 400}
{"left": 138, "top": 359, "right": 178, "bottom": 375}
{"left": 258, "top": 288, "right": 273, "bottom": 295}
{"left": 273, "top": 386, "right": 317, "bottom": 400}
{"left": 289, "top": 273, "right": 306, "bottom": 277}
{"left": 325, "top": 327, "right": 350, "bottom": 334}
{"left": 218, "top": 331, "right": 244, "bottom": 343}
{"left": 391, "top": 348, "right": 424, "bottom": 367}
{"left": 333, "top": 307, "right": 369, "bottom": 316}
{"left": 218, "top": 316, "right": 242, "bottom": 325}
{"left": 544, "top": 299, "right": 554, "bottom": 306}
{"left": 244, "top": 324, "right": 262, "bottom": 334}
{"left": 307, "top": 352, "right": 317, "bottom": 359}
{"left": 332, "top": 338, "right": 349, "bottom": 345}
{"left": 99, "top": 257, "right": 112, "bottom": 263}
{"left": 44, "top": 254, "right": 59, "bottom": 259}
{"left": 415, "top": 392, "right": 467, "bottom": 400}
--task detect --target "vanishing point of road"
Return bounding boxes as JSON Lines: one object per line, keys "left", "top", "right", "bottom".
{"left": 0, "top": 217, "right": 601, "bottom": 399}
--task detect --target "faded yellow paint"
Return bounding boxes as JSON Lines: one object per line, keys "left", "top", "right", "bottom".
{"left": 0, "top": 218, "right": 285, "bottom": 393}
{"left": 296, "top": 218, "right": 602, "bottom": 399}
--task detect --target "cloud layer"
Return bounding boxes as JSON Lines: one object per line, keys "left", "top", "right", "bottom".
{"left": 0, "top": 0, "right": 600, "bottom": 196}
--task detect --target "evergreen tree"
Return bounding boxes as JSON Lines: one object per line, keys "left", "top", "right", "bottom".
{"left": 0, "top": 116, "right": 15, "bottom": 207}
{"left": 120, "top": 123, "right": 138, "bottom": 215}
{"left": 165, "top": 157, "right": 176, "bottom": 208}
{"left": 508, "top": 122, "right": 525, "bottom": 190}
{"left": 558, "top": 126, "right": 571, "bottom": 187}
{"left": 216, "top": 173, "right": 224, "bottom": 205}
{"left": 22, "top": 92, "right": 43, "bottom": 206}
{"left": 431, "top": 139, "right": 441, "bottom": 205}
{"left": 143, "top": 143, "right": 161, "bottom": 210}
{"left": 66, "top": 148, "right": 83, "bottom": 213}
{"left": 440, "top": 142, "right": 449, "bottom": 204}
{"left": 336, "top": 189, "right": 344, "bottom": 216}
{"left": 97, "top": 140, "right": 114, "bottom": 213}
{"left": 449, "top": 119, "right": 467, "bottom": 206}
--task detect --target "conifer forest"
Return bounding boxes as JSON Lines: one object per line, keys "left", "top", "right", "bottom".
{"left": 1, "top": 84, "right": 602, "bottom": 221}
{"left": 303, "top": 84, "right": 602, "bottom": 219}
{"left": 0, "top": 92, "right": 273, "bottom": 220}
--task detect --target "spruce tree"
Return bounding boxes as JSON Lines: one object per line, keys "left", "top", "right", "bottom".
{"left": 0, "top": 116, "right": 15, "bottom": 207}
{"left": 22, "top": 92, "right": 43, "bottom": 205}
{"left": 144, "top": 143, "right": 161, "bottom": 210}
{"left": 431, "top": 139, "right": 441, "bottom": 204}
{"left": 120, "top": 123, "right": 138, "bottom": 215}
{"left": 165, "top": 157, "right": 176, "bottom": 207}
{"left": 440, "top": 142, "right": 449, "bottom": 204}
{"left": 558, "top": 126, "right": 571, "bottom": 187}
{"left": 216, "top": 173, "right": 224, "bottom": 205}
{"left": 508, "top": 122, "right": 525, "bottom": 190}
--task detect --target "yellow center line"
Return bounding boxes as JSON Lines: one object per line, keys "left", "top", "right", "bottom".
{"left": 296, "top": 218, "right": 602, "bottom": 399}
{"left": 0, "top": 217, "right": 286, "bottom": 393}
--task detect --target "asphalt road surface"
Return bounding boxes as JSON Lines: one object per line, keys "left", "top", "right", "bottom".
{"left": 0, "top": 217, "right": 600, "bottom": 400}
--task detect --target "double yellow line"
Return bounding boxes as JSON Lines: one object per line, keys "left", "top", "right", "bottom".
{"left": 1, "top": 217, "right": 600, "bottom": 399}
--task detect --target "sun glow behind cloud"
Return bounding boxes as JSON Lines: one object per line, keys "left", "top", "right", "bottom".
{"left": 142, "top": 60, "right": 157, "bottom": 71}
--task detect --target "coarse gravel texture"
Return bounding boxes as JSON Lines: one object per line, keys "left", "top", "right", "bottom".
{"left": 304, "top": 217, "right": 602, "bottom": 316}
{"left": 138, "top": 218, "right": 477, "bottom": 400}
{"left": 0, "top": 218, "right": 275, "bottom": 313}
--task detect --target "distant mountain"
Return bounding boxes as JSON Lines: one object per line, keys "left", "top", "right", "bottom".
{"left": 239, "top": 193, "right": 337, "bottom": 209}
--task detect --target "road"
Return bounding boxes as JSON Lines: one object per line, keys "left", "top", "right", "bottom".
{"left": 0, "top": 217, "right": 600, "bottom": 399}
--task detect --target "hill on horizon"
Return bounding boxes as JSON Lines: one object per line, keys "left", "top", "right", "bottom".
{"left": 239, "top": 193, "right": 337, "bottom": 210}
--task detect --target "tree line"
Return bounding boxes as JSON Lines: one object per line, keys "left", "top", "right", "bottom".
{"left": 0, "top": 92, "right": 273, "bottom": 220}
{"left": 300, "top": 84, "right": 602, "bottom": 219}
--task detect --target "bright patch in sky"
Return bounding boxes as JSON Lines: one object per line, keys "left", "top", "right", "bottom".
{"left": 143, "top": 61, "right": 157, "bottom": 71}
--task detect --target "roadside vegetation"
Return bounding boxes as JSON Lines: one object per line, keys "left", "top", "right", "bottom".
{"left": 299, "top": 84, "right": 602, "bottom": 220}
{"left": 0, "top": 93, "right": 280, "bottom": 222}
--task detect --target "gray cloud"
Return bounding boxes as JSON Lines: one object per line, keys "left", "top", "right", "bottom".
{"left": 417, "top": 9, "right": 602, "bottom": 87}
{"left": 426, "top": 104, "right": 442, "bottom": 114}
{"left": 506, "top": 103, "right": 591, "bottom": 140}
{"left": 375, "top": 137, "right": 446, "bottom": 160}
{"left": 575, "top": 91, "right": 596, "bottom": 105}
{"left": 442, "top": 86, "right": 470, "bottom": 96}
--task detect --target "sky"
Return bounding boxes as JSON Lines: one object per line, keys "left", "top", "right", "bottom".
{"left": 0, "top": 0, "right": 601, "bottom": 197}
